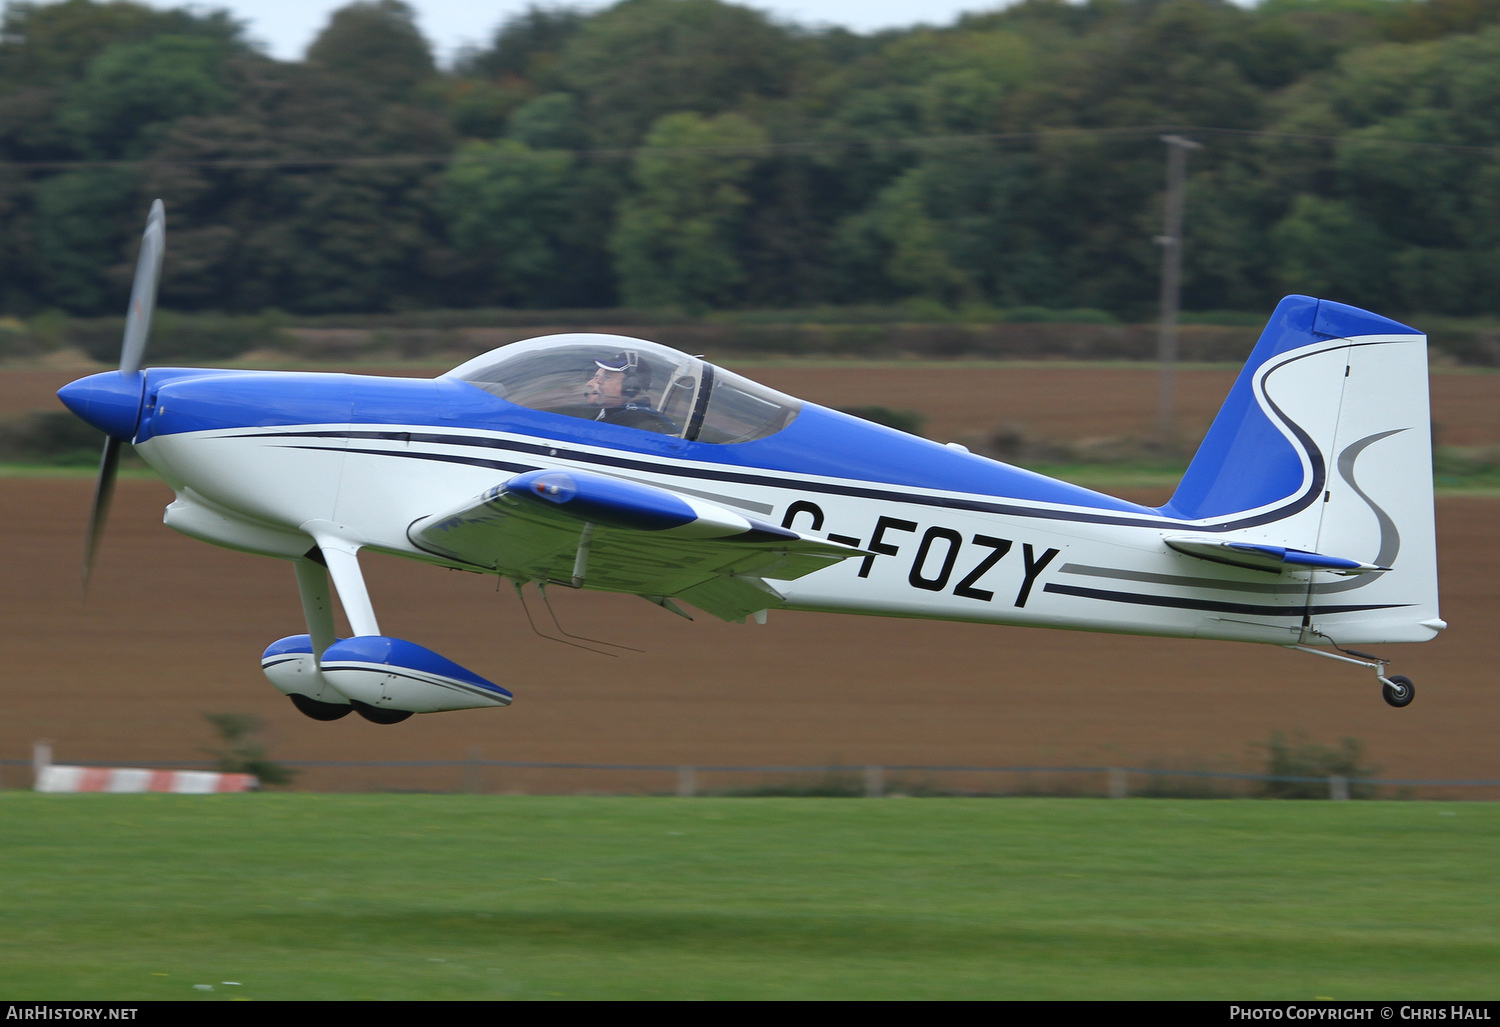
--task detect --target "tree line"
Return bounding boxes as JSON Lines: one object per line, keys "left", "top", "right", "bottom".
{"left": 3, "top": 0, "right": 1500, "bottom": 320}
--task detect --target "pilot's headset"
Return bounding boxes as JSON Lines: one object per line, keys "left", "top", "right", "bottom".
{"left": 596, "top": 350, "right": 650, "bottom": 400}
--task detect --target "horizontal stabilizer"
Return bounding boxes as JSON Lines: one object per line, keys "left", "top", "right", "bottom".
{"left": 1165, "top": 536, "right": 1386, "bottom": 575}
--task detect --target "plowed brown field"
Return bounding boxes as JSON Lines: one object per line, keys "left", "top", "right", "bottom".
{"left": 3, "top": 361, "right": 1497, "bottom": 793}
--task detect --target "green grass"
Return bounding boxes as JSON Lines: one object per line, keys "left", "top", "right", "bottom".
{"left": 1, "top": 795, "right": 1496, "bottom": 1000}
{"left": 0, "top": 463, "right": 156, "bottom": 477}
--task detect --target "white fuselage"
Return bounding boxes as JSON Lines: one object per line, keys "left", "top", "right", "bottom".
{"left": 137, "top": 415, "right": 1432, "bottom": 649}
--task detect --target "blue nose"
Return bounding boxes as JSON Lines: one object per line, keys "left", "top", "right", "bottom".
{"left": 58, "top": 371, "right": 146, "bottom": 440}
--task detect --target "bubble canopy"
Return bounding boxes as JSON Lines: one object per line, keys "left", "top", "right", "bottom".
{"left": 443, "top": 334, "right": 801, "bottom": 444}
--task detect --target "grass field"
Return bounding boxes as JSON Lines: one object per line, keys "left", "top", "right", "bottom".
{"left": 1, "top": 796, "right": 1496, "bottom": 1000}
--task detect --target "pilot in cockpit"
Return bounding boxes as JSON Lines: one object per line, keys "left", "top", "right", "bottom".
{"left": 584, "top": 350, "right": 679, "bottom": 435}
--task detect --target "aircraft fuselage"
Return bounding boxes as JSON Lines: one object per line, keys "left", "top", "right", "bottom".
{"left": 121, "top": 364, "right": 1433, "bottom": 649}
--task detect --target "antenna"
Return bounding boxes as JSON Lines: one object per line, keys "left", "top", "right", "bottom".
{"left": 509, "top": 581, "right": 642, "bottom": 657}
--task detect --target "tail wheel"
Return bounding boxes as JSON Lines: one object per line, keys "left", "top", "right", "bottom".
{"left": 1382, "top": 675, "right": 1415, "bottom": 708}
{"left": 351, "top": 701, "right": 413, "bottom": 725}
{"left": 288, "top": 694, "right": 353, "bottom": 721}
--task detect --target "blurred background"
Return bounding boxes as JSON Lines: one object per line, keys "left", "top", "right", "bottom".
{"left": 5, "top": 0, "right": 1500, "bottom": 323}
{"left": 1, "top": 0, "right": 1496, "bottom": 795}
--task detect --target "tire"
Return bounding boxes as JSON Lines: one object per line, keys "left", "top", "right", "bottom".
{"left": 351, "top": 701, "right": 413, "bottom": 725}
{"left": 1382, "top": 675, "right": 1415, "bottom": 708}
{"left": 289, "top": 694, "right": 353, "bottom": 721}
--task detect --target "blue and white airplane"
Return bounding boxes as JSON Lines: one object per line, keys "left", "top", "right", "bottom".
{"left": 58, "top": 202, "right": 1443, "bottom": 724}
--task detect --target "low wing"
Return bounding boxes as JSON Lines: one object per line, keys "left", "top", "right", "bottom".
{"left": 407, "top": 468, "right": 865, "bottom": 621}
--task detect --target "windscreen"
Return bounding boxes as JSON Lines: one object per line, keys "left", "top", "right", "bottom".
{"left": 445, "top": 334, "right": 799, "bottom": 443}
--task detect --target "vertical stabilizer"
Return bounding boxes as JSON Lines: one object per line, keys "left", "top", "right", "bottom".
{"left": 1158, "top": 295, "right": 1441, "bottom": 644}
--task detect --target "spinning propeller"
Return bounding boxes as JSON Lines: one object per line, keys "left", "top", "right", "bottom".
{"left": 60, "top": 200, "right": 165, "bottom": 590}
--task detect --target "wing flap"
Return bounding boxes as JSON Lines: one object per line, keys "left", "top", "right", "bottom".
{"left": 673, "top": 575, "right": 785, "bottom": 623}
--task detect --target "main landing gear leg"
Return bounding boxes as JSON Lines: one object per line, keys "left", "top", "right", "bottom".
{"left": 286, "top": 525, "right": 401, "bottom": 724}
{"left": 294, "top": 553, "right": 338, "bottom": 661}
{"left": 280, "top": 523, "right": 510, "bottom": 722}
{"left": 304, "top": 529, "right": 381, "bottom": 638}
{"left": 1291, "top": 644, "right": 1415, "bottom": 708}
{"left": 305, "top": 534, "right": 411, "bottom": 723}
{"left": 268, "top": 553, "right": 354, "bottom": 720}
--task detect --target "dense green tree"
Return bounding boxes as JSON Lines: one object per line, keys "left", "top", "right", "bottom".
{"left": 1015, "top": 1, "right": 1264, "bottom": 130}
{"left": 1254, "top": 24, "right": 1500, "bottom": 312}
{"left": 0, "top": 2, "right": 250, "bottom": 313}
{"left": 1176, "top": 156, "right": 1280, "bottom": 313}
{"left": 461, "top": 4, "right": 586, "bottom": 85}
{"left": 829, "top": 147, "right": 1039, "bottom": 306}
{"left": 446, "top": 6, "right": 588, "bottom": 138}
{"left": 1271, "top": 194, "right": 1392, "bottom": 304}
{"left": 558, "top": 0, "right": 799, "bottom": 145}
{"left": 59, "top": 34, "right": 232, "bottom": 157}
{"left": 305, "top": 0, "right": 434, "bottom": 100}
{"left": 440, "top": 138, "right": 614, "bottom": 306}
{"left": 0, "top": 0, "right": 242, "bottom": 89}
{"left": 7, "top": 0, "right": 1500, "bottom": 319}
{"left": 1382, "top": 0, "right": 1500, "bottom": 41}
{"left": 507, "top": 92, "right": 587, "bottom": 150}
{"left": 32, "top": 166, "right": 139, "bottom": 312}
{"left": 836, "top": 166, "right": 972, "bottom": 304}
{"left": 610, "top": 111, "right": 767, "bottom": 308}
{"left": 136, "top": 53, "right": 453, "bottom": 313}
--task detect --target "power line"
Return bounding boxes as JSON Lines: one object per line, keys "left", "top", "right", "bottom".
{"left": 3, "top": 124, "right": 1498, "bottom": 171}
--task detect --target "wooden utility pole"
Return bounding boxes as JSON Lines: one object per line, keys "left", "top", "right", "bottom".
{"left": 1156, "top": 134, "right": 1202, "bottom": 444}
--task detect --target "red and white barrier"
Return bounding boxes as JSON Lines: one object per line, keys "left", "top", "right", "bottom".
{"left": 32, "top": 742, "right": 257, "bottom": 793}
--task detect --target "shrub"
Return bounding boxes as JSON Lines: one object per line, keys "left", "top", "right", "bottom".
{"left": 203, "top": 713, "right": 297, "bottom": 787}
{"left": 1257, "top": 731, "right": 1377, "bottom": 799}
